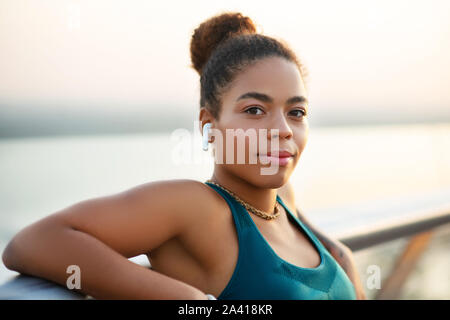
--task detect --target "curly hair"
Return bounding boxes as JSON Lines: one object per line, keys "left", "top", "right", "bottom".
{"left": 190, "top": 11, "right": 308, "bottom": 119}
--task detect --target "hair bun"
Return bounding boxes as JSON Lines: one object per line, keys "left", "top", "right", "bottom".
{"left": 190, "top": 12, "right": 257, "bottom": 76}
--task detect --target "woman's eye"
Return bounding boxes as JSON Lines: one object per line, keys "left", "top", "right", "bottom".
{"left": 244, "top": 106, "right": 264, "bottom": 115}
{"left": 289, "top": 109, "right": 306, "bottom": 118}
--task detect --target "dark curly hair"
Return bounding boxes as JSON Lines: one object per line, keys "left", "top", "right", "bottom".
{"left": 190, "top": 11, "right": 308, "bottom": 120}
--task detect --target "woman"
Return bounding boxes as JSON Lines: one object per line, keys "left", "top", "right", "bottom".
{"left": 2, "top": 12, "right": 366, "bottom": 300}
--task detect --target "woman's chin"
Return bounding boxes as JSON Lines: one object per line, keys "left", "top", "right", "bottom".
{"left": 251, "top": 172, "right": 291, "bottom": 189}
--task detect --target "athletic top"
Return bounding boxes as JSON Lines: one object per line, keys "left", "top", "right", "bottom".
{"left": 204, "top": 181, "right": 357, "bottom": 300}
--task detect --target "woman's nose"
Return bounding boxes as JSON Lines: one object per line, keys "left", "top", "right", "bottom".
{"left": 267, "top": 111, "right": 293, "bottom": 140}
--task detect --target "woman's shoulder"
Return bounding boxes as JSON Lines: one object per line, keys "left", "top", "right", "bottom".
{"left": 128, "top": 178, "right": 215, "bottom": 197}
{"left": 123, "top": 178, "right": 222, "bottom": 216}
{"left": 133, "top": 178, "right": 297, "bottom": 213}
{"left": 125, "top": 178, "right": 298, "bottom": 219}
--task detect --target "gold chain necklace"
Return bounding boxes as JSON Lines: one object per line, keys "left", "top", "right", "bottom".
{"left": 205, "top": 179, "right": 280, "bottom": 220}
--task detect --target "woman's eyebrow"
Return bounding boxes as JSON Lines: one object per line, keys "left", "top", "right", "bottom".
{"left": 236, "top": 91, "right": 308, "bottom": 105}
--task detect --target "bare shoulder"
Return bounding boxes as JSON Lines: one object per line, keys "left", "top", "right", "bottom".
{"left": 126, "top": 178, "right": 298, "bottom": 221}
{"left": 122, "top": 178, "right": 222, "bottom": 217}
{"left": 129, "top": 178, "right": 219, "bottom": 201}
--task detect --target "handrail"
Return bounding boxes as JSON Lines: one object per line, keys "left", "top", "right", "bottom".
{"left": 304, "top": 188, "right": 450, "bottom": 252}
{"left": 336, "top": 204, "right": 450, "bottom": 251}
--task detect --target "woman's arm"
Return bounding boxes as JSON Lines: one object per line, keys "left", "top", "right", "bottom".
{"left": 278, "top": 183, "right": 367, "bottom": 300}
{"left": 2, "top": 179, "right": 209, "bottom": 300}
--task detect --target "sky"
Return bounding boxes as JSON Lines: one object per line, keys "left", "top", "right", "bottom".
{"left": 0, "top": 0, "right": 449, "bottom": 126}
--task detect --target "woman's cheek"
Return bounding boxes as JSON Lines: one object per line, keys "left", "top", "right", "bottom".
{"left": 294, "top": 126, "right": 308, "bottom": 153}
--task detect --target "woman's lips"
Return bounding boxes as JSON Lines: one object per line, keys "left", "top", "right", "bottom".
{"left": 257, "top": 151, "right": 294, "bottom": 166}
{"left": 267, "top": 151, "right": 293, "bottom": 157}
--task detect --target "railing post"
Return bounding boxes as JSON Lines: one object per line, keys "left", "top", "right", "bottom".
{"left": 375, "top": 230, "right": 434, "bottom": 300}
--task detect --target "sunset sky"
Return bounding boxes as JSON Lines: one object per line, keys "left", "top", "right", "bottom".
{"left": 1, "top": 0, "right": 449, "bottom": 122}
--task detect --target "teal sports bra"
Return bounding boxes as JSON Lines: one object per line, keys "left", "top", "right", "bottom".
{"left": 204, "top": 181, "right": 357, "bottom": 300}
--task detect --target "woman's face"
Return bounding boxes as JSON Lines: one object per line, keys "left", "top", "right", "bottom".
{"left": 211, "top": 56, "right": 309, "bottom": 188}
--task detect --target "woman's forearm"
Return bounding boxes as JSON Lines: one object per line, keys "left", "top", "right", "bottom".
{"left": 2, "top": 220, "right": 207, "bottom": 300}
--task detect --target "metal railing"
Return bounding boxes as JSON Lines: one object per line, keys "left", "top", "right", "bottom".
{"left": 338, "top": 204, "right": 450, "bottom": 251}
{"left": 335, "top": 202, "right": 450, "bottom": 299}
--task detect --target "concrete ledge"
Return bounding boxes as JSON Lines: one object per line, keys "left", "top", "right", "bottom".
{"left": 0, "top": 274, "right": 87, "bottom": 300}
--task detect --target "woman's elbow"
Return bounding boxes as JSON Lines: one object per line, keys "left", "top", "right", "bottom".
{"left": 2, "top": 219, "right": 61, "bottom": 272}
{"left": 2, "top": 237, "right": 21, "bottom": 271}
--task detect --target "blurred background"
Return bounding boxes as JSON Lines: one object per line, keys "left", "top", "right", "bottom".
{"left": 0, "top": 0, "right": 449, "bottom": 299}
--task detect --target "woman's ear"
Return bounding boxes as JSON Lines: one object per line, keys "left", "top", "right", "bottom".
{"left": 198, "top": 107, "right": 214, "bottom": 137}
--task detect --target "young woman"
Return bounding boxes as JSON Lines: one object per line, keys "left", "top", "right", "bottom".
{"left": 2, "top": 12, "right": 366, "bottom": 300}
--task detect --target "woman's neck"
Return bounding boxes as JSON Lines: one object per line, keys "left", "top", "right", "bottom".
{"left": 209, "top": 169, "right": 279, "bottom": 216}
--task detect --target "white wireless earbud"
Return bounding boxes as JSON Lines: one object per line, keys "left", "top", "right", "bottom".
{"left": 202, "top": 123, "right": 212, "bottom": 151}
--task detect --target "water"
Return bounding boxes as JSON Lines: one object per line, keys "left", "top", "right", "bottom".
{"left": 1, "top": 123, "right": 449, "bottom": 286}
